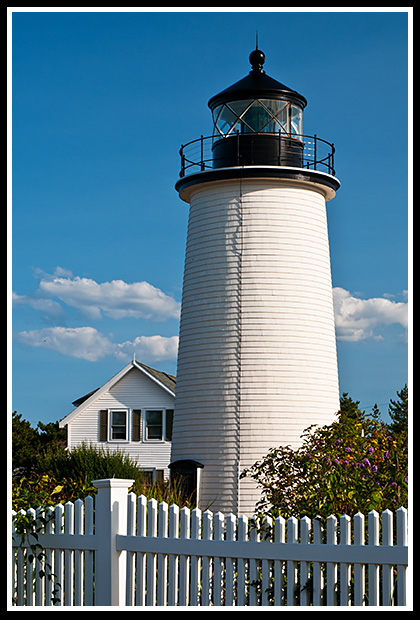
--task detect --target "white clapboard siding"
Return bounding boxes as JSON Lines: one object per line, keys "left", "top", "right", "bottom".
{"left": 12, "top": 484, "right": 409, "bottom": 607}
{"left": 63, "top": 365, "right": 175, "bottom": 473}
{"left": 172, "top": 177, "right": 340, "bottom": 516}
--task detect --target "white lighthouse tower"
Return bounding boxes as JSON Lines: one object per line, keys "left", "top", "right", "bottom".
{"left": 170, "top": 48, "right": 340, "bottom": 516}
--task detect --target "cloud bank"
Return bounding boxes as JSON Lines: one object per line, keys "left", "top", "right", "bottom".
{"left": 17, "top": 327, "right": 179, "bottom": 363}
{"left": 13, "top": 269, "right": 181, "bottom": 364}
{"left": 333, "top": 287, "right": 408, "bottom": 342}
{"left": 13, "top": 268, "right": 408, "bottom": 363}
{"left": 14, "top": 269, "right": 181, "bottom": 321}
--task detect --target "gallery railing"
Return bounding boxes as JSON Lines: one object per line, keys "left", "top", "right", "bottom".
{"left": 179, "top": 133, "right": 336, "bottom": 178}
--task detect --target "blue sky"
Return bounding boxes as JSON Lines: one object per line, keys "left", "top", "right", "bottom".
{"left": 10, "top": 9, "right": 411, "bottom": 427}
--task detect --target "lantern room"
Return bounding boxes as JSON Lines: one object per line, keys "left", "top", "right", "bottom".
{"left": 208, "top": 48, "right": 307, "bottom": 168}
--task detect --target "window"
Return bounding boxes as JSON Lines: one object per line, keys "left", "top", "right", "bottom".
{"left": 145, "top": 410, "right": 163, "bottom": 440}
{"left": 212, "top": 98, "right": 303, "bottom": 137}
{"left": 110, "top": 410, "right": 127, "bottom": 440}
{"left": 144, "top": 409, "right": 174, "bottom": 442}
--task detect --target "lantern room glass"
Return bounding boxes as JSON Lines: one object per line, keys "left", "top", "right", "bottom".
{"left": 212, "top": 99, "right": 303, "bottom": 138}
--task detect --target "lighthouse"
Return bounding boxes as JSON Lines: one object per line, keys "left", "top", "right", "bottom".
{"left": 170, "top": 48, "right": 340, "bottom": 516}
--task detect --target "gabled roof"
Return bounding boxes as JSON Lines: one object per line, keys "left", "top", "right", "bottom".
{"left": 59, "top": 359, "right": 176, "bottom": 428}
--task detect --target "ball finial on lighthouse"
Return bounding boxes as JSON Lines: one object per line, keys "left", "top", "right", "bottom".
{"left": 249, "top": 47, "right": 265, "bottom": 72}
{"left": 171, "top": 47, "right": 340, "bottom": 516}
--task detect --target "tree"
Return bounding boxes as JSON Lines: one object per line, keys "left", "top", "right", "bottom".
{"left": 12, "top": 411, "right": 67, "bottom": 478}
{"left": 12, "top": 411, "right": 39, "bottom": 478}
{"left": 388, "top": 384, "right": 408, "bottom": 436}
{"left": 370, "top": 403, "right": 382, "bottom": 421}
{"left": 338, "top": 392, "right": 365, "bottom": 422}
{"left": 37, "top": 420, "right": 67, "bottom": 451}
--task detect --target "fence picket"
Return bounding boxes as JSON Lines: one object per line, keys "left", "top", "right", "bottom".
{"left": 300, "top": 516, "right": 311, "bottom": 606}
{"left": 74, "top": 500, "right": 84, "bottom": 606}
{"left": 126, "top": 492, "right": 136, "bottom": 606}
{"left": 353, "top": 512, "right": 365, "bottom": 606}
{"left": 312, "top": 516, "right": 323, "bottom": 606}
{"left": 340, "top": 514, "right": 351, "bottom": 606}
{"left": 225, "top": 514, "right": 236, "bottom": 606}
{"left": 157, "top": 501, "right": 169, "bottom": 606}
{"left": 237, "top": 514, "right": 248, "bottom": 606}
{"left": 287, "top": 516, "right": 298, "bottom": 606}
{"left": 190, "top": 507, "right": 201, "bottom": 606}
{"left": 213, "top": 512, "right": 224, "bottom": 606}
{"left": 382, "top": 509, "right": 394, "bottom": 606}
{"left": 53, "top": 504, "right": 64, "bottom": 606}
{"left": 274, "top": 515, "right": 285, "bottom": 606}
{"left": 11, "top": 480, "right": 409, "bottom": 609}
{"left": 326, "top": 515, "right": 337, "bottom": 606}
{"left": 201, "top": 510, "right": 213, "bottom": 606}
{"left": 26, "top": 508, "right": 36, "bottom": 606}
{"left": 135, "top": 495, "right": 147, "bottom": 606}
{"left": 146, "top": 499, "right": 157, "bottom": 606}
{"left": 34, "top": 507, "right": 45, "bottom": 606}
{"left": 15, "top": 510, "right": 26, "bottom": 606}
{"left": 368, "top": 511, "right": 380, "bottom": 606}
{"left": 44, "top": 507, "right": 54, "bottom": 606}
{"left": 396, "top": 507, "right": 408, "bottom": 606}
{"left": 84, "top": 496, "right": 94, "bottom": 606}
{"left": 63, "top": 502, "right": 74, "bottom": 606}
{"left": 249, "top": 517, "right": 259, "bottom": 605}
{"left": 167, "top": 503, "right": 179, "bottom": 606}
{"left": 261, "top": 516, "right": 272, "bottom": 606}
{"left": 179, "top": 506, "right": 190, "bottom": 606}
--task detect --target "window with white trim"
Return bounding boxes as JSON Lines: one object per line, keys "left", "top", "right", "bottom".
{"left": 109, "top": 410, "right": 128, "bottom": 440}
{"left": 144, "top": 409, "right": 174, "bottom": 442}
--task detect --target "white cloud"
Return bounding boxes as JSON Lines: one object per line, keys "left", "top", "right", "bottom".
{"left": 14, "top": 268, "right": 407, "bottom": 358}
{"left": 12, "top": 291, "right": 65, "bottom": 321}
{"left": 17, "top": 327, "right": 115, "bottom": 361}
{"left": 13, "top": 269, "right": 181, "bottom": 322}
{"left": 16, "top": 326, "right": 179, "bottom": 363}
{"left": 333, "top": 287, "right": 408, "bottom": 342}
{"left": 114, "top": 335, "right": 180, "bottom": 362}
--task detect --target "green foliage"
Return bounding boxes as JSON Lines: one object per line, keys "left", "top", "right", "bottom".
{"left": 13, "top": 508, "right": 62, "bottom": 605}
{"left": 12, "top": 411, "right": 196, "bottom": 511}
{"left": 34, "top": 441, "right": 145, "bottom": 483}
{"left": 241, "top": 389, "right": 408, "bottom": 520}
{"left": 388, "top": 383, "right": 408, "bottom": 435}
{"left": 12, "top": 473, "right": 97, "bottom": 512}
{"left": 12, "top": 411, "right": 67, "bottom": 478}
{"left": 12, "top": 411, "right": 40, "bottom": 477}
{"left": 12, "top": 469, "right": 195, "bottom": 513}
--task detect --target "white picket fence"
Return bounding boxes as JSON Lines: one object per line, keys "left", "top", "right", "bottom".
{"left": 12, "top": 478, "right": 409, "bottom": 607}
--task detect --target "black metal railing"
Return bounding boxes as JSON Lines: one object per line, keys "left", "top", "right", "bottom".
{"left": 179, "top": 133, "right": 336, "bottom": 178}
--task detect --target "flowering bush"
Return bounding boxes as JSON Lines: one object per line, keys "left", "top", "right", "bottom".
{"left": 241, "top": 398, "right": 408, "bottom": 519}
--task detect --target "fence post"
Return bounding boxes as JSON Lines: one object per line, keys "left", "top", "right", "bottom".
{"left": 92, "top": 478, "right": 134, "bottom": 606}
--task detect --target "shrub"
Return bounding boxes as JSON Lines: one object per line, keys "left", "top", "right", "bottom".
{"left": 35, "top": 442, "right": 145, "bottom": 484}
{"left": 241, "top": 395, "right": 408, "bottom": 520}
{"left": 12, "top": 443, "right": 196, "bottom": 511}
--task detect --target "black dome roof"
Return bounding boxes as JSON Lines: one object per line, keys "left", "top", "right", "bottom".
{"left": 208, "top": 48, "right": 307, "bottom": 111}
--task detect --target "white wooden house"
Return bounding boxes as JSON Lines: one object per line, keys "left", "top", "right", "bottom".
{"left": 59, "top": 359, "right": 175, "bottom": 482}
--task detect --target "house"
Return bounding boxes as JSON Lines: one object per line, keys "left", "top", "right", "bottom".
{"left": 59, "top": 358, "right": 176, "bottom": 482}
